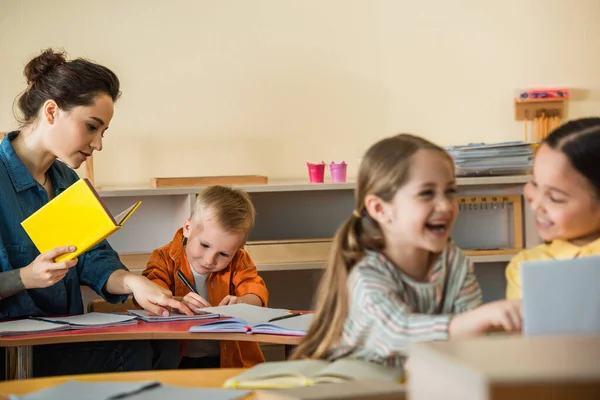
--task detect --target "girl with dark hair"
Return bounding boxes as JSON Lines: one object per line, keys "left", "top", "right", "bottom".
{"left": 0, "top": 49, "right": 190, "bottom": 377}
{"left": 507, "top": 117, "right": 600, "bottom": 299}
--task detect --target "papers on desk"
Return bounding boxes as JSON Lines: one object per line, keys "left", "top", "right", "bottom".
{"left": 0, "top": 313, "right": 137, "bottom": 337}
{"left": 127, "top": 309, "right": 219, "bottom": 322}
{"left": 9, "top": 380, "right": 159, "bottom": 400}
{"left": 189, "top": 304, "right": 313, "bottom": 336}
{"left": 115, "top": 385, "right": 249, "bottom": 400}
{"left": 8, "top": 380, "right": 250, "bottom": 400}
{"left": 34, "top": 313, "right": 137, "bottom": 328}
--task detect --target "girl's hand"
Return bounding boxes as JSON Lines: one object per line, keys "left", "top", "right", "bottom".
{"left": 183, "top": 292, "right": 211, "bottom": 310}
{"left": 20, "top": 246, "right": 78, "bottom": 289}
{"left": 449, "top": 299, "right": 522, "bottom": 338}
{"left": 218, "top": 295, "right": 242, "bottom": 306}
{"left": 126, "top": 275, "right": 192, "bottom": 316}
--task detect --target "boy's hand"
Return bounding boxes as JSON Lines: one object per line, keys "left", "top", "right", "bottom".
{"left": 218, "top": 295, "right": 242, "bottom": 306}
{"left": 183, "top": 292, "right": 211, "bottom": 309}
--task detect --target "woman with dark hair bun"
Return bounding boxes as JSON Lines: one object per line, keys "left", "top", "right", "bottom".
{"left": 0, "top": 49, "right": 190, "bottom": 378}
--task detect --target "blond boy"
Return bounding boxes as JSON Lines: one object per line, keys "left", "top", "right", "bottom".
{"left": 143, "top": 185, "right": 268, "bottom": 368}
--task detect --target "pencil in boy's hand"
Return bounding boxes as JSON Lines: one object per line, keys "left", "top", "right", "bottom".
{"left": 268, "top": 312, "right": 303, "bottom": 323}
{"left": 177, "top": 269, "right": 199, "bottom": 294}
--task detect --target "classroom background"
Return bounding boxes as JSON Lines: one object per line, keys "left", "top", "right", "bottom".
{"left": 1, "top": 0, "right": 599, "bottom": 188}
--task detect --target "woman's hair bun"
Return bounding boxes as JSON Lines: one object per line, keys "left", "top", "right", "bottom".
{"left": 23, "top": 48, "right": 67, "bottom": 84}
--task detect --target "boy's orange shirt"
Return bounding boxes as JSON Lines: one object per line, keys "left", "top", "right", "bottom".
{"left": 143, "top": 228, "right": 269, "bottom": 368}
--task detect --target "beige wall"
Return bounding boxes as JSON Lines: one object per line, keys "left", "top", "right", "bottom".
{"left": 1, "top": 0, "right": 599, "bottom": 187}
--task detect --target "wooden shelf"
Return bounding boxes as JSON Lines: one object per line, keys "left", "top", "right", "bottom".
{"left": 119, "top": 247, "right": 519, "bottom": 275}
{"left": 244, "top": 239, "right": 331, "bottom": 265}
{"left": 118, "top": 253, "right": 149, "bottom": 273}
{"left": 151, "top": 175, "right": 268, "bottom": 188}
{"left": 97, "top": 175, "right": 532, "bottom": 198}
{"left": 515, "top": 98, "right": 565, "bottom": 121}
{"left": 469, "top": 254, "right": 514, "bottom": 263}
{"left": 464, "top": 249, "right": 521, "bottom": 256}
{"left": 85, "top": 170, "right": 536, "bottom": 311}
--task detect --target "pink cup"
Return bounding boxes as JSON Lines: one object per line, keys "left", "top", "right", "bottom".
{"left": 307, "top": 162, "right": 325, "bottom": 183}
{"left": 330, "top": 161, "right": 347, "bottom": 183}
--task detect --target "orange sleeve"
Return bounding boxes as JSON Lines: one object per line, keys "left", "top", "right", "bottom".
{"left": 231, "top": 250, "right": 269, "bottom": 307}
{"left": 142, "top": 250, "right": 173, "bottom": 292}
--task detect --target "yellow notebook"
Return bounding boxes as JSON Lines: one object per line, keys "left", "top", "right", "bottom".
{"left": 21, "top": 178, "right": 141, "bottom": 262}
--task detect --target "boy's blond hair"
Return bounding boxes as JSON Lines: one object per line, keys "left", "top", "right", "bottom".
{"left": 190, "top": 185, "right": 256, "bottom": 237}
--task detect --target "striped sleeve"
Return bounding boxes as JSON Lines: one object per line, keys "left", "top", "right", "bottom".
{"left": 350, "top": 267, "right": 452, "bottom": 355}
{"left": 451, "top": 250, "right": 483, "bottom": 313}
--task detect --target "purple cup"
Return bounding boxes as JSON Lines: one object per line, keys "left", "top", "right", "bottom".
{"left": 330, "top": 161, "right": 347, "bottom": 183}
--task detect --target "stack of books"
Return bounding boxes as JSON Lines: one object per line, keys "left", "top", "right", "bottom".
{"left": 445, "top": 141, "right": 534, "bottom": 176}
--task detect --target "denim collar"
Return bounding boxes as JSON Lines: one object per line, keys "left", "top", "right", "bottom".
{"left": 0, "top": 131, "right": 70, "bottom": 193}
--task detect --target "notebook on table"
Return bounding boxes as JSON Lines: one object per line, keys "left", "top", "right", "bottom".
{"left": 127, "top": 309, "right": 219, "bottom": 322}
{"left": 254, "top": 379, "right": 406, "bottom": 400}
{"left": 188, "top": 304, "right": 313, "bottom": 336}
{"left": 223, "top": 358, "right": 404, "bottom": 389}
{"left": 0, "top": 313, "right": 137, "bottom": 337}
{"left": 9, "top": 380, "right": 250, "bottom": 400}
{"left": 521, "top": 255, "right": 600, "bottom": 336}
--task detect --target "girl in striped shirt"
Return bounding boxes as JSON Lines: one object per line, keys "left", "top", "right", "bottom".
{"left": 293, "top": 134, "right": 522, "bottom": 366}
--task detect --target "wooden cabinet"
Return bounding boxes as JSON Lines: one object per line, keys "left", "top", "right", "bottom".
{"left": 82, "top": 176, "right": 538, "bottom": 309}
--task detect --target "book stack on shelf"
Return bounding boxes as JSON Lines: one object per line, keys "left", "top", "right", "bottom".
{"left": 445, "top": 142, "right": 534, "bottom": 177}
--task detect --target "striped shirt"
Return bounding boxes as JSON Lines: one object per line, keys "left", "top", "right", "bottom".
{"left": 327, "top": 243, "right": 482, "bottom": 366}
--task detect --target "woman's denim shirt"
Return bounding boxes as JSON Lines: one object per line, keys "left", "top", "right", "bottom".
{"left": 0, "top": 131, "right": 128, "bottom": 318}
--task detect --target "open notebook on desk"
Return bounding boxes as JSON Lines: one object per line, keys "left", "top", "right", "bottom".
{"left": 0, "top": 313, "right": 137, "bottom": 337}
{"left": 223, "top": 358, "right": 404, "bottom": 389}
{"left": 127, "top": 309, "right": 219, "bottom": 322}
{"left": 189, "top": 304, "right": 313, "bottom": 336}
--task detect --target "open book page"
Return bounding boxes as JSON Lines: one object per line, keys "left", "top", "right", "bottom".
{"left": 202, "top": 303, "right": 292, "bottom": 325}
{"left": 34, "top": 312, "right": 137, "bottom": 327}
{"left": 252, "top": 313, "right": 314, "bottom": 335}
{"left": 255, "top": 380, "right": 406, "bottom": 400}
{"left": 0, "top": 319, "right": 70, "bottom": 337}
{"left": 223, "top": 360, "right": 330, "bottom": 389}
{"left": 311, "top": 359, "right": 404, "bottom": 384}
{"left": 114, "top": 201, "right": 142, "bottom": 225}
{"left": 188, "top": 318, "right": 249, "bottom": 333}
{"left": 128, "top": 309, "right": 219, "bottom": 322}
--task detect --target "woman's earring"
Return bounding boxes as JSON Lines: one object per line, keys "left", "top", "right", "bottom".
{"left": 182, "top": 236, "right": 188, "bottom": 246}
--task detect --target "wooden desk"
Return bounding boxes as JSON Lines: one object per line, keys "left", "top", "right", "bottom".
{"left": 0, "top": 320, "right": 302, "bottom": 381}
{"left": 0, "top": 368, "right": 250, "bottom": 399}
{"left": 409, "top": 334, "right": 600, "bottom": 400}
